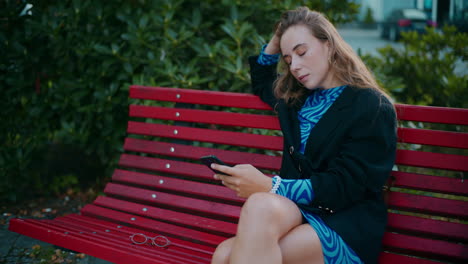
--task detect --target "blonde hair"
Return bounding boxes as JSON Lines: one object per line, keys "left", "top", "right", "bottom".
{"left": 274, "top": 7, "right": 391, "bottom": 105}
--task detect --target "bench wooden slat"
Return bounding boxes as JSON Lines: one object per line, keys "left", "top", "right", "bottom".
{"left": 130, "top": 105, "right": 281, "bottom": 130}
{"left": 119, "top": 154, "right": 214, "bottom": 181}
{"left": 93, "top": 196, "right": 237, "bottom": 236}
{"left": 391, "top": 171, "right": 467, "bottom": 196}
{"left": 81, "top": 204, "right": 226, "bottom": 247}
{"left": 48, "top": 217, "right": 204, "bottom": 264}
{"left": 123, "top": 138, "right": 282, "bottom": 170}
{"left": 395, "top": 149, "right": 468, "bottom": 171}
{"left": 398, "top": 127, "right": 468, "bottom": 149}
{"left": 118, "top": 154, "right": 275, "bottom": 185}
{"left": 130, "top": 85, "right": 272, "bottom": 110}
{"left": 378, "top": 252, "right": 452, "bottom": 264}
{"left": 64, "top": 214, "right": 215, "bottom": 255}
{"left": 118, "top": 154, "right": 272, "bottom": 185}
{"left": 112, "top": 169, "right": 244, "bottom": 204}
{"left": 388, "top": 192, "right": 468, "bottom": 219}
{"left": 127, "top": 121, "right": 284, "bottom": 150}
{"left": 383, "top": 232, "right": 468, "bottom": 261}
{"left": 35, "top": 218, "right": 174, "bottom": 261}
{"left": 60, "top": 214, "right": 215, "bottom": 260}
{"left": 9, "top": 218, "right": 179, "bottom": 264}
{"left": 396, "top": 104, "right": 468, "bottom": 125}
{"left": 387, "top": 213, "right": 468, "bottom": 241}
{"left": 103, "top": 183, "right": 241, "bottom": 220}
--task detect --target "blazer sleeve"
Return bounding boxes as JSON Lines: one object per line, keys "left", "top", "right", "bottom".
{"left": 248, "top": 55, "right": 278, "bottom": 108}
{"left": 307, "top": 91, "right": 397, "bottom": 212}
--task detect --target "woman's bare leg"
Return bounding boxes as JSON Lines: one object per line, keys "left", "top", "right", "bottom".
{"left": 211, "top": 237, "right": 236, "bottom": 264}
{"left": 279, "top": 223, "right": 324, "bottom": 264}
{"left": 211, "top": 192, "right": 323, "bottom": 264}
{"left": 212, "top": 223, "right": 323, "bottom": 264}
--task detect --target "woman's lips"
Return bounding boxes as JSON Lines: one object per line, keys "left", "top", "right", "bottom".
{"left": 298, "top": 74, "right": 309, "bottom": 82}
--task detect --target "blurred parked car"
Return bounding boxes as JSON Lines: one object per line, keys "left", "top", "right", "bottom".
{"left": 381, "top": 9, "right": 437, "bottom": 41}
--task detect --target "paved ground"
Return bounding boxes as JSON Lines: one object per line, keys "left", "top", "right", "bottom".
{"left": 337, "top": 27, "right": 402, "bottom": 56}
{"left": 1, "top": 192, "right": 113, "bottom": 264}
{"left": 1, "top": 215, "right": 112, "bottom": 264}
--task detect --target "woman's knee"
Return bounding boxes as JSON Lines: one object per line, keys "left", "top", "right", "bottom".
{"left": 240, "top": 192, "right": 285, "bottom": 221}
{"left": 211, "top": 237, "right": 235, "bottom": 264}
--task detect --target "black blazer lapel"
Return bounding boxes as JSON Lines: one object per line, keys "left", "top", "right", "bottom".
{"left": 278, "top": 100, "right": 302, "bottom": 151}
{"left": 303, "top": 86, "right": 357, "bottom": 158}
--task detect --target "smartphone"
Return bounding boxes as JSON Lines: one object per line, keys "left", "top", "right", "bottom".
{"left": 200, "top": 155, "right": 230, "bottom": 176}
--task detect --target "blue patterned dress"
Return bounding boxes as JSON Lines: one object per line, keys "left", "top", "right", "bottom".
{"left": 258, "top": 46, "right": 364, "bottom": 264}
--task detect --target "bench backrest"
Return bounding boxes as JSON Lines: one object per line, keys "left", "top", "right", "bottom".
{"left": 82, "top": 86, "right": 468, "bottom": 264}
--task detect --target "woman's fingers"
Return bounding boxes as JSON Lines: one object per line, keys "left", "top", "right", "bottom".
{"left": 212, "top": 163, "right": 270, "bottom": 198}
{"left": 216, "top": 173, "right": 237, "bottom": 185}
{"left": 214, "top": 173, "right": 240, "bottom": 193}
{"left": 211, "top": 163, "right": 234, "bottom": 176}
{"left": 221, "top": 179, "right": 239, "bottom": 192}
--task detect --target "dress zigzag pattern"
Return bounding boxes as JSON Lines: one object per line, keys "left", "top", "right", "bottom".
{"left": 298, "top": 86, "right": 345, "bottom": 153}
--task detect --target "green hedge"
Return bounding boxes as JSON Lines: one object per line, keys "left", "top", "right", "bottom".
{"left": 362, "top": 26, "right": 467, "bottom": 108}
{"left": 0, "top": 0, "right": 359, "bottom": 202}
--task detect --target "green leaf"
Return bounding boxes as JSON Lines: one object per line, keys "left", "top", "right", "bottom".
{"left": 123, "top": 62, "right": 133, "bottom": 74}
{"left": 111, "top": 43, "right": 119, "bottom": 54}
{"left": 166, "top": 29, "right": 177, "bottom": 40}
{"left": 93, "top": 44, "right": 109, "bottom": 54}
{"left": 192, "top": 9, "right": 201, "bottom": 28}
{"left": 139, "top": 15, "right": 149, "bottom": 28}
{"left": 147, "top": 51, "right": 155, "bottom": 60}
{"left": 221, "top": 23, "right": 235, "bottom": 40}
{"left": 121, "top": 33, "right": 131, "bottom": 40}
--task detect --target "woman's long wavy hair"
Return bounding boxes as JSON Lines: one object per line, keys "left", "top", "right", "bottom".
{"left": 274, "top": 7, "right": 391, "bottom": 105}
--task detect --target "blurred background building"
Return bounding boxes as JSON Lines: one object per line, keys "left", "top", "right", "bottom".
{"left": 352, "top": 0, "right": 467, "bottom": 29}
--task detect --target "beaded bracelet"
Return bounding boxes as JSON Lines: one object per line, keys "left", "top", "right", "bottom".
{"left": 270, "top": 175, "right": 282, "bottom": 194}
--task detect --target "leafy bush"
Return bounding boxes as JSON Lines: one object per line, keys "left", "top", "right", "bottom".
{"left": 0, "top": 0, "right": 359, "bottom": 202}
{"left": 363, "top": 26, "right": 468, "bottom": 108}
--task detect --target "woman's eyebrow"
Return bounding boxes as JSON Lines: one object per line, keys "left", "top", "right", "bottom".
{"left": 292, "top": 43, "right": 306, "bottom": 51}
{"left": 282, "top": 43, "right": 306, "bottom": 58}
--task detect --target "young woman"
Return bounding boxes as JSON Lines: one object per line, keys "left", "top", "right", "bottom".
{"left": 210, "top": 6, "right": 397, "bottom": 264}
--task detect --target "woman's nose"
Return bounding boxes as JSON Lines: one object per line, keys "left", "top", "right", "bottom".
{"left": 290, "top": 60, "right": 301, "bottom": 72}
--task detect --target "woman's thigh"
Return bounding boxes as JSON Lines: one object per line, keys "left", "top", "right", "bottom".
{"left": 212, "top": 224, "right": 323, "bottom": 264}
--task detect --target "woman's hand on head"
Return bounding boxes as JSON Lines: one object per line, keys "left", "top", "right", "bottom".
{"left": 264, "top": 33, "right": 281, "bottom": 55}
{"left": 212, "top": 164, "right": 272, "bottom": 198}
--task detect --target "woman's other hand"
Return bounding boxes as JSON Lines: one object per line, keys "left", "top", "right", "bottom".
{"left": 212, "top": 164, "right": 272, "bottom": 198}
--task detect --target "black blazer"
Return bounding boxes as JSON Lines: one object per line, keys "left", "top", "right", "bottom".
{"left": 249, "top": 56, "right": 397, "bottom": 264}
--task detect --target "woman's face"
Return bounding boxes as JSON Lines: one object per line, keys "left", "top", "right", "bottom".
{"left": 280, "top": 24, "right": 340, "bottom": 90}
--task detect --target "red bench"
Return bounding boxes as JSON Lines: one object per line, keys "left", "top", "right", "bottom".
{"left": 9, "top": 86, "right": 468, "bottom": 264}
